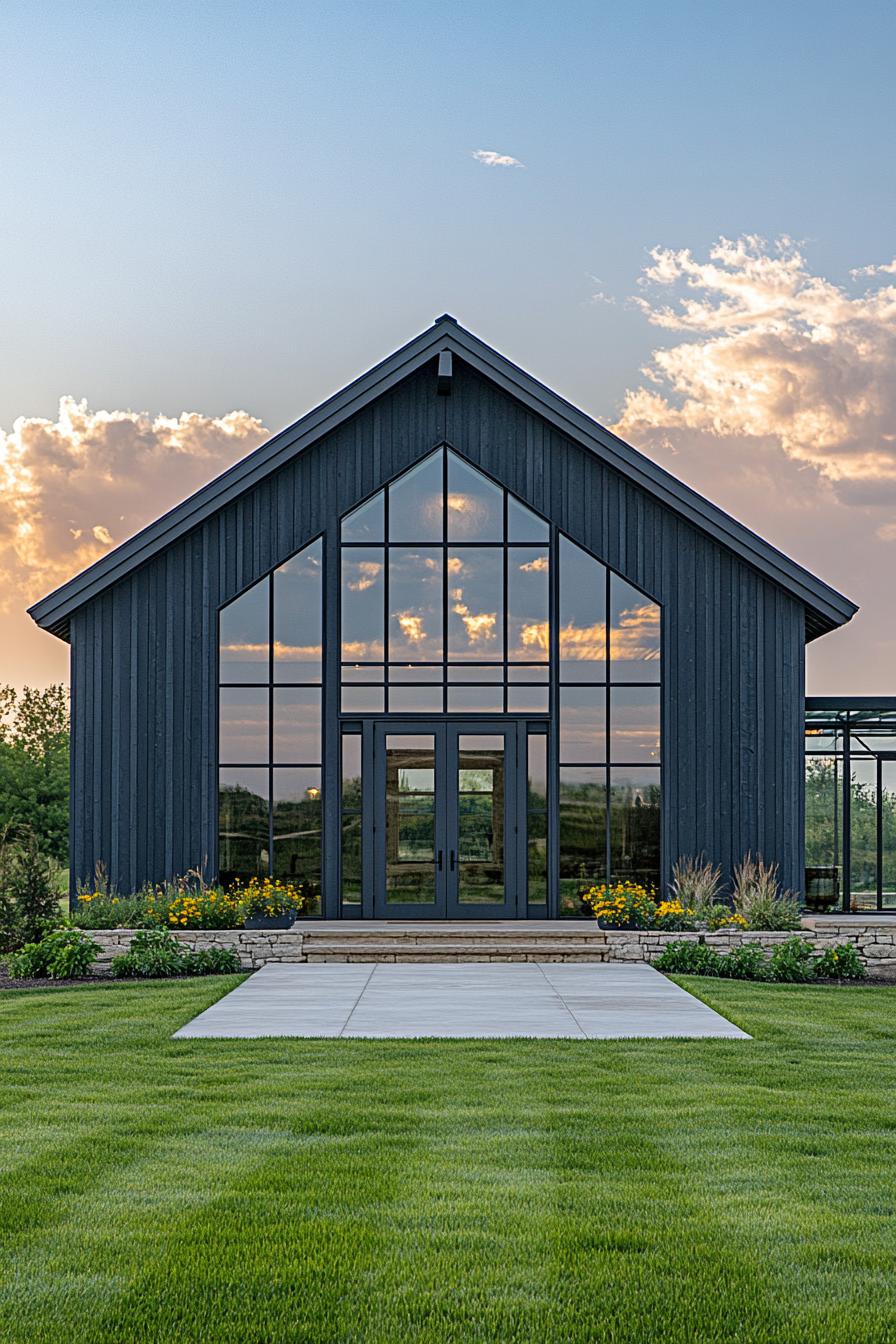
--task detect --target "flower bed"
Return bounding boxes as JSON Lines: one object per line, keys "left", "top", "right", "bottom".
{"left": 74, "top": 875, "right": 320, "bottom": 930}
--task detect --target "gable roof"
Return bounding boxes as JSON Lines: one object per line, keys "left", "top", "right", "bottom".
{"left": 29, "top": 314, "right": 857, "bottom": 641}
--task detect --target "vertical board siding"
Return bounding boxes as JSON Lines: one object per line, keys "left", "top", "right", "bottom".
{"left": 68, "top": 358, "right": 805, "bottom": 895}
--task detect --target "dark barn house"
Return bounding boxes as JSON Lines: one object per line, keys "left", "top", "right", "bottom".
{"left": 30, "top": 317, "right": 859, "bottom": 919}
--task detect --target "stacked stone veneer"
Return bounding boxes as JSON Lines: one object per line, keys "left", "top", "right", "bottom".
{"left": 602, "top": 919, "right": 896, "bottom": 980}
{"left": 87, "top": 918, "right": 896, "bottom": 979}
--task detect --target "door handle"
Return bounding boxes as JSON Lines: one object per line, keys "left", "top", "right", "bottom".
{"left": 449, "top": 850, "right": 456, "bottom": 871}
{"left": 437, "top": 849, "right": 443, "bottom": 870}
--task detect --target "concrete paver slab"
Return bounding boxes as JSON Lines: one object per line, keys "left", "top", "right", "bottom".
{"left": 173, "top": 962, "right": 749, "bottom": 1040}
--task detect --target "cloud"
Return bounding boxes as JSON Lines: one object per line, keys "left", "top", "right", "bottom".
{"left": 1, "top": 396, "right": 269, "bottom": 615}
{"left": 613, "top": 236, "right": 896, "bottom": 502}
{"left": 472, "top": 149, "right": 525, "bottom": 168}
{"left": 606, "top": 235, "right": 896, "bottom": 693}
{"left": 345, "top": 560, "right": 382, "bottom": 592}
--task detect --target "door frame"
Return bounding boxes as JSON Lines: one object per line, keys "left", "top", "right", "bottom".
{"left": 366, "top": 719, "right": 524, "bottom": 920}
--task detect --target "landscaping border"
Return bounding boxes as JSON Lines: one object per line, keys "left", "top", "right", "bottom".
{"left": 84, "top": 919, "right": 896, "bottom": 979}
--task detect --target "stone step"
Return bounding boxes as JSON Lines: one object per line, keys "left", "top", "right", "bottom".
{"left": 301, "top": 927, "right": 607, "bottom": 945}
{"left": 303, "top": 941, "right": 609, "bottom": 963}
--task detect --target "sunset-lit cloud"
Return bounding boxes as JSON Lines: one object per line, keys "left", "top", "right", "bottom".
{"left": 472, "top": 150, "right": 524, "bottom": 168}
{"left": 1, "top": 396, "right": 268, "bottom": 612}
{"left": 397, "top": 613, "right": 425, "bottom": 643}
{"left": 609, "top": 604, "right": 661, "bottom": 662}
{"left": 611, "top": 236, "right": 896, "bottom": 691}
{"left": 614, "top": 235, "right": 896, "bottom": 500}
{"left": 1, "top": 396, "right": 269, "bottom": 687}
{"left": 452, "top": 596, "right": 497, "bottom": 643}
{"left": 346, "top": 560, "right": 383, "bottom": 592}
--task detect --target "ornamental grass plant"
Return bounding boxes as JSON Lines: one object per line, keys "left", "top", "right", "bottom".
{"left": 732, "top": 855, "right": 802, "bottom": 931}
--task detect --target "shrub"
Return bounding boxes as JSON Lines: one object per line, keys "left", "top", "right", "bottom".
{"left": 669, "top": 856, "right": 723, "bottom": 922}
{"left": 732, "top": 855, "right": 802, "bottom": 931}
{"left": 653, "top": 940, "right": 724, "bottom": 975}
{"left": 716, "top": 941, "right": 772, "bottom": 981}
{"left": 7, "top": 928, "right": 99, "bottom": 979}
{"left": 814, "top": 943, "right": 866, "bottom": 980}
{"left": 580, "top": 881, "right": 657, "bottom": 928}
{"left": 769, "top": 937, "right": 817, "bottom": 983}
{"left": 189, "top": 946, "right": 242, "bottom": 975}
{"left": 111, "top": 928, "right": 241, "bottom": 978}
{"left": 111, "top": 928, "right": 188, "bottom": 978}
{"left": 0, "top": 824, "right": 61, "bottom": 946}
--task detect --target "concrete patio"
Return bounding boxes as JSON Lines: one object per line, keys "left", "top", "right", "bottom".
{"left": 173, "top": 962, "right": 750, "bottom": 1040}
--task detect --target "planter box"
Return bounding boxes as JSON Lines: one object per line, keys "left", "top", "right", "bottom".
{"left": 243, "top": 914, "right": 295, "bottom": 930}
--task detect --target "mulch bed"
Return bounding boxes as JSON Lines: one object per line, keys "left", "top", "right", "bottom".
{"left": 0, "top": 973, "right": 116, "bottom": 990}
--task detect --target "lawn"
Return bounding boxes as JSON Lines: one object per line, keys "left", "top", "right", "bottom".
{"left": 1, "top": 978, "right": 895, "bottom": 1343}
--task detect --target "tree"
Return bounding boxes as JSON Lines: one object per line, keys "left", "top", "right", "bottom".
{"left": 0, "top": 685, "right": 69, "bottom": 863}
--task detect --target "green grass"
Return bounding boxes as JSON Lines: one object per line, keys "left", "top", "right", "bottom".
{"left": 1, "top": 978, "right": 896, "bottom": 1343}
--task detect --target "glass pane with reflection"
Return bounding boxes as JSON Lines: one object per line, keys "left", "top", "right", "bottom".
{"left": 610, "top": 687, "right": 661, "bottom": 763}
{"left": 389, "top": 548, "right": 443, "bottom": 661}
{"left": 219, "top": 687, "right": 268, "bottom": 763}
{"left": 342, "top": 665, "right": 385, "bottom": 683}
{"left": 341, "top": 814, "right": 362, "bottom": 904}
{"left": 218, "top": 767, "right": 269, "bottom": 884}
{"left": 508, "top": 664, "right": 549, "bottom": 682}
{"left": 508, "top": 495, "right": 549, "bottom": 542}
{"left": 507, "top": 687, "right": 549, "bottom": 713}
{"left": 341, "top": 548, "right": 384, "bottom": 661}
{"left": 386, "top": 735, "right": 437, "bottom": 904}
{"left": 527, "top": 813, "right": 547, "bottom": 903}
{"left": 341, "top": 490, "right": 384, "bottom": 542}
{"left": 609, "top": 574, "right": 661, "bottom": 682}
{"left": 448, "top": 664, "right": 504, "bottom": 682}
{"left": 457, "top": 736, "right": 505, "bottom": 904}
{"left": 447, "top": 685, "right": 504, "bottom": 713}
{"left": 559, "top": 535, "right": 607, "bottom": 681}
{"left": 272, "top": 768, "right": 322, "bottom": 901}
{"left": 341, "top": 733, "right": 362, "bottom": 809}
{"left": 508, "top": 547, "right": 549, "bottom": 662}
{"left": 850, "top": 757, "right": 878, "bottom": 904}
{"left": 273, "top": 687, "right": 322, "bottom": 763}
{"left": 389, "top": 664, "right": 443, "bottom": 682}
{"left": 447, "top": 451, "right": 503, "bottom": 541}
{"left": 559, "top": 768, "right": 606, "bottom": 914}
{"left": 560, "top": 686, "right": 606, "bottom": 763}
{"left": 274, "top": 539, "right": 322, "bottom": 682}
{"left": 388, "top": 684, "right": 444, "bottom": 713}
{"left": 389, "top": 453, "right": 444, "bottom": 542}
{"left": 527, "top": 734, "right": 548, "bottom": 809}
{"left": 219, "top": 582, "right": 269, "bottom": 682}
{"left": 609, "top": 767, "right": 661, "bottom": 892}
{"left": 447, "top": 548, "right": 503, "bottom": 661}
{"left": 341, "top": 685, "right": 385, "bottom": 713}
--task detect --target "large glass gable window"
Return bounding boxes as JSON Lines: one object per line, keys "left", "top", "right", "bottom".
{"left": 215, "top": 448, "right": 663, "bottom": 912}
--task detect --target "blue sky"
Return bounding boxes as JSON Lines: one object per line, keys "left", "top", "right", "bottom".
{"left": 3, "top": 0, "right": 893, "bottom": 426}
{"left": 1, "top": 1, "right": 895, "bottom": 690}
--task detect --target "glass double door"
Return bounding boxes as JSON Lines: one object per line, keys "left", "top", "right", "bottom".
{"left": 374, "top": 721, "right": 519, "bottom": 918}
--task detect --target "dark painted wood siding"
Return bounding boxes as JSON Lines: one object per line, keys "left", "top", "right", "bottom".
{"left": 69, "top": 357, "right": 806, "bottom": 896}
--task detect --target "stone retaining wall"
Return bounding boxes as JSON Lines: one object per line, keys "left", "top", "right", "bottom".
{"left": 86, "top": 919, "right": 896, "bottom": 979}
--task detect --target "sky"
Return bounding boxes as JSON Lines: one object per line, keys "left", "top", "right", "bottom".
{"left": 1, "top": 0, "right": 895, "bottom": 694}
